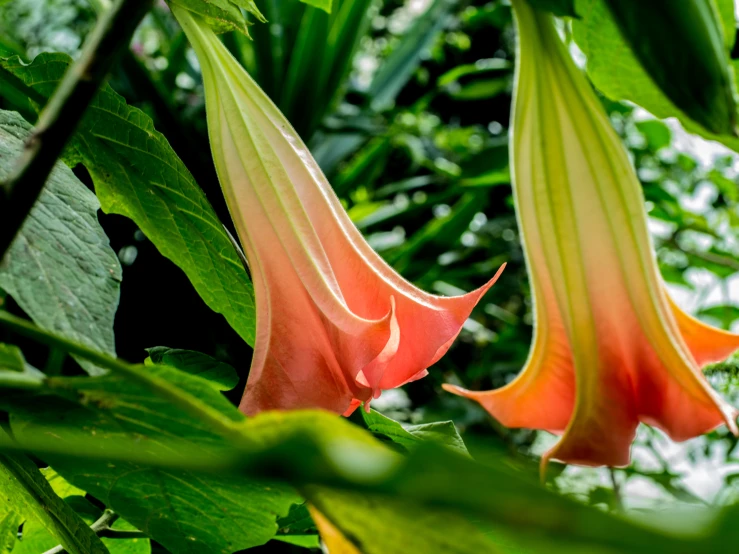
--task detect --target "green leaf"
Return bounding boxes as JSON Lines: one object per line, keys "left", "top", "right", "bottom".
{"left": 40, "top": 468, "right": 85, "bottom": 499}
{"left": 529, "top": 0, "right": 578, "bottom": 17}
{"left": 298, "top": 0, "right": 332, "bottom": 13}
{"left": 1, "top": 403, "right": 729, "bottom": 554}
{"left": 715, "top": 0, "right": 737, "bottom": 48}
{"left": 272, "top": 535, "right": 320, "bottom": 548}
{"left": 102, "top": 519, "right": 151, "bottom": 554}
{"left": 403, "top": 421, "right": 469, "bottom": 455}
{"left": 275, "top": 503, "right": 316, "bottom": 536}
{"left": 0, "top": 453, "right": 109, "bottom": 554}
{"left": 145, "top": 347, "right": 239, "bottom": 391}
{"left": 601, "top": 0, "right": 737, "bottom": 135}
{"left": 368, "top": 0, "right": 456, "bottom": 111}
{"left": 15, "top": 475, "right": 150, "bottom": 554}
{"left": 386, "top": 192, "right": 488, "bottom": 273}
{"left": 0, "top": 511, "right": 21, "bottom": 554}
{"left": 635, "top": 119, "right": 672, "bottom": 151}
{"left": 0, "top": 317, "right": 717, "bottom": 554}
{"left": 0, "top": 54, "right": 256, "bottom": 346}
{"left": 698, "top": 304, "right": 739, "bottom": 328}
{"left": 361, "top": 409, "right": 469, "bottom": 455}
{"left": 0, "top": 110, "right": 121, "bottom": 376}
{"left": 309, "top": 488, "right": 510, "bottom": 554}
{"left": 0, "top": 343, "right": 25, "bottom": 372}
{"left": 4, "top": 364, "right": 299, "bottom": 554}
{"left": 446, "top": 77, "right": 510, "bottom": 101}
{"left": 245, "top": 0, "right": 373, "bottom": 138}
{"left": 167, "top": 0, "right": 265, "bottom": 36}
{"left": 574, "top": 0, "right": 739, "bottom": 151}
{"left": 438, "top": 59, "right": 511, "bottom": 87}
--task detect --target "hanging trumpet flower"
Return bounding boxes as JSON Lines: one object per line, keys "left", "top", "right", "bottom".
{"left": 444, "top": 0, "right": 739, "bottom": 468}
{"left": 172, "top": 7, "right": 503, "bottom": 417}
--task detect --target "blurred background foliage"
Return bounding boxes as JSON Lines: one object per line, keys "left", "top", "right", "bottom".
{"left": 3, "top": 0, "right": 739, "bottom": 535}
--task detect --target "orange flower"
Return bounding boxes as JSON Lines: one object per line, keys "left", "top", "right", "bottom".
{"left": 173, "top": 8, "right": 503, "bottom": 416}
{"left": 444, "top": 0, "right": 739, "bottom": 468}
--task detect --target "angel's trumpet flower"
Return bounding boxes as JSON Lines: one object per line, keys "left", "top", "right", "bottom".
{"left": 173, "top": 8, "right": 502, "bottom": 417}
{"left": 444, "top": 0, "right": 739, "bottom": 467}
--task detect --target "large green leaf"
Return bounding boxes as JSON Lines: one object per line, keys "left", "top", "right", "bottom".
{"left": 3, "top": 406, "right": 724, "bottom": 554}
{"left": 299, "top": 0, "right": 332, "bottom": 13}
{"left": 14, "top": 470, "right": 150, "bottom": 554}
{"left": 0, "top": 54, "right": 256, "bottom": 346}
{"left": 361, "top": 409, "right": 469, "bottom": 456}
{"left": 573, "top": 0, "right": 739, "bottom": 151}
{"left": 602, "top": 0, "right": 736, "bottom": 135}
{"left": 145, "top": 346, "right": 239, "bottom": 391}
{"left": 166, "top": 0, "right": 265, "bottom": 36}
{"left": 0, "top": 452, "right": 109, "bottom": 554}
{"left": 3, "top": 363, "right": 299, "bottom": 554}
{"left": 309, "top": 488, "right": 514, "bottom": 554}
{"left": 0, "top": 110, "right": 120, "bottom": 375}
{"left": 0, "top": 315, "right": 728, "bottom": 554}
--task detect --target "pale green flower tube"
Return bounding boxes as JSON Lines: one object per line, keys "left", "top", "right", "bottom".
{"left": 445, "top": 0, "right": 739, "bottom": 468}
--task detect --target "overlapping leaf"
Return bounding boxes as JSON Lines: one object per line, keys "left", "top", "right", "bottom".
{"left": 0, "top": 110, "right": 120, "bottom": 375}
{"left": 0, "top": 55, "right": 256, "bottom": 346}
{"left": 166, "top": 0, "right": 265, "bottom": 36}
{"left": 0, "top": 451, "right": 109, "bottom": 554}
{"left": 2, "top": 362, "right": 299, "bottom": 554}
{"left": 574, "top": 0, "right": 739, "bottom": 150}
{"left": 361, "top": 409, "right": 469, "bottom": 455}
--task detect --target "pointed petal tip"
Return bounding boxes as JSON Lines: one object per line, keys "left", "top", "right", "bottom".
{"left": 475, "top": 262, "right": 506, "bottom": 298}
{"left": 343, "top": 399, "right": 362, "bottom": 417}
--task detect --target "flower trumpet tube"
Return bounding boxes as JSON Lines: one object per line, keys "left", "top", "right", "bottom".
{"left": 172, "top": 8, "right": 503, "bottom": 417}
{"left": 444, "top": 0, "right": 739, "bottom": 468}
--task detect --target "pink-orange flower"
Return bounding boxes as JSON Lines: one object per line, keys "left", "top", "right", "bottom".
{"left": 173, "top": 8, "right": 502, "bottom": 417}
{"left": 444, "top": 0, "right": 739, "bottom": 468}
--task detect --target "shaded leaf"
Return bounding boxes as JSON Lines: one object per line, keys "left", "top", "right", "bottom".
{"left": 146, "top": 346, "right": 238, "bottom": 391}
{"left": 0, "top": 343, "right": 25, "bottom": 372}
{"left": 272, "top": 535, "right": 321, "bottom": 548}
{"left": 0, "top": 54, "right": 256, "bottom": 346}
{"left": 298, "top": 0, "right": 332, "bottom": 14}
{"left": 0, "top": 511, "right": 21, "bottom": 554}
{"left": 574, "top": 0, "right": 739, "bottom": 151}
{"left": 602, "top": 0, "right": 736, "bottom": 135}
{"left": 0, "top": 110, "right": 120, "bottom": 375}
{"left": 0, "top": 452, "right": 109, "bottom": 554}
{"left": 167, "top": 0, "right": 265, "bottom": 36}
{"left": 0, "top": 319, "right": 711, "bottom": 554}
{"left": 308, "top": 489, "right": 515, "bottom": 554}
{"left": 4, "top": 364, "right": 298, "bottom": 554}
{"left": 361, "top": 409, "right": 469, "bottom": 455}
